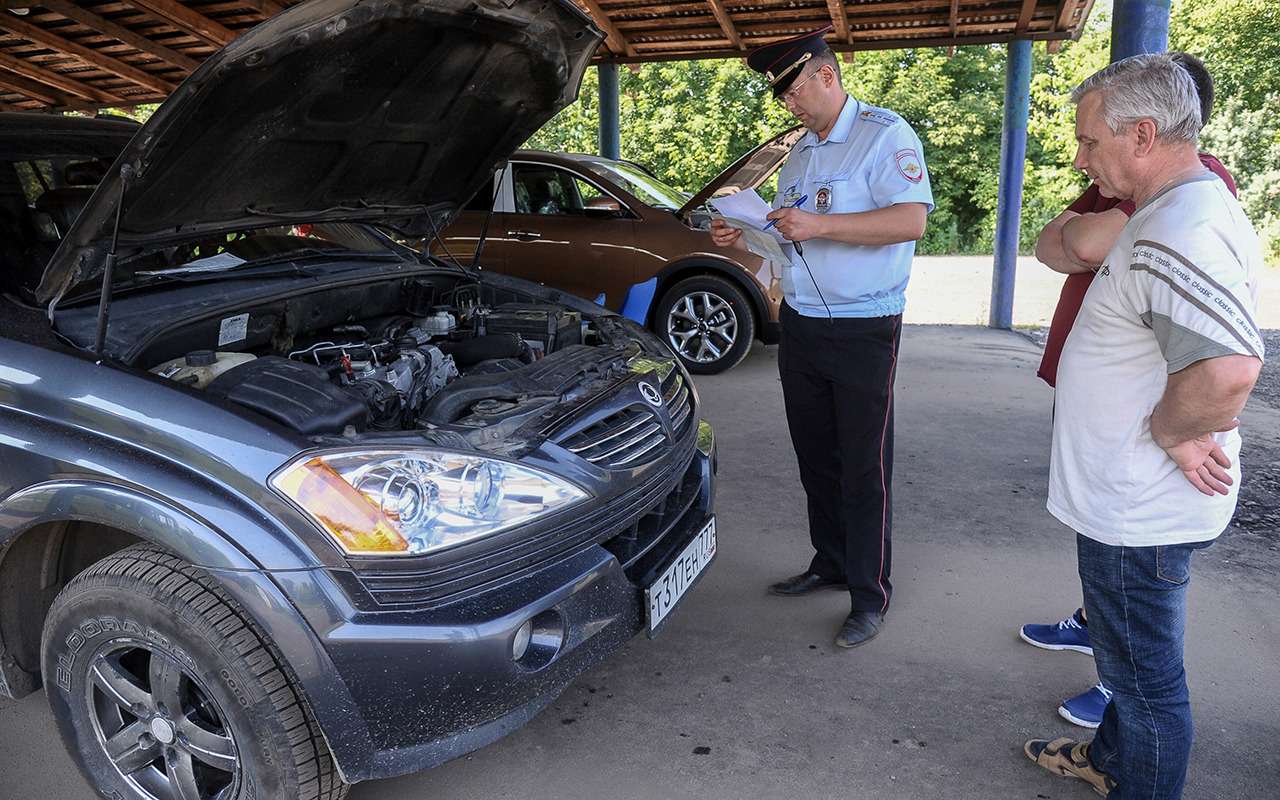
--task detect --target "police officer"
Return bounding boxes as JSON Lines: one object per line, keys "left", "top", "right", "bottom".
{"left": 711, "top": 27, "right": 933, "bottom": 648}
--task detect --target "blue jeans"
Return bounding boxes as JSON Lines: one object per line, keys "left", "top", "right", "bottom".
{"left": 1077, "top": 534, "right": 1212, "bottom": 800}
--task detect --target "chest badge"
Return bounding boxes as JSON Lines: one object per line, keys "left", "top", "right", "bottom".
{"left": 815, "top": 185, "right": 832, "bottom": 214}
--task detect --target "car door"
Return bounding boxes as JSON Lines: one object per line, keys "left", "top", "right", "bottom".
{"left": 496, "top": 161, "right": 638, "bottom": 310}
{"left": 434, "top": 171, "right": 507, "bottom": 270}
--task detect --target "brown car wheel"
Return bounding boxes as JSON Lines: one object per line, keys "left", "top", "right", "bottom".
{"left": 655, "top": 275, "right": 755, "bottom": 374}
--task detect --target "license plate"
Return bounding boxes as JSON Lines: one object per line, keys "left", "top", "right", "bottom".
{"left": 645, "top": 517, "right": 717, "bottom": 636}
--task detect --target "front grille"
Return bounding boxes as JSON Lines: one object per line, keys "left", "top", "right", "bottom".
{"left": 559, "top": 371, "right": 694, "bottom": 469}
{"left": 665, "top": 373, "right": 692, "bottom": 437}
{"left": 602, "top": 452, "right": 704, "bottom": 579}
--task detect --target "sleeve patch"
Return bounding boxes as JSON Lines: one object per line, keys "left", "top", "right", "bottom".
{"left": 895, "top": 148, "right": 923, "bottom": 183}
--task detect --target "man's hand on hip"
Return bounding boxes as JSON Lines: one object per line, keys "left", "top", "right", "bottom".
{"left": 1159, "top": 425, "right": 1237, "bottom": 497}
{"left": 765, "top": 207, "right": 824, "bottom": 242}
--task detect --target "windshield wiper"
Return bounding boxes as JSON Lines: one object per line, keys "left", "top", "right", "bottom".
{"left": 243, "top": 200, "right": 433, "bottom": 219}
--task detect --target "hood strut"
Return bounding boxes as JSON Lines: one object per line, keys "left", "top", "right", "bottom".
{"left": 472, "top": 173, "right": 503, "bottom": 269}
{"left": 94, "top": 165, "right": 132, "bottom": 363}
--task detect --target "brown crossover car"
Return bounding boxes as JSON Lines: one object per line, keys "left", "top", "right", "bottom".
{"left": 435, "top": 129, "right": 804, "bottom": 373}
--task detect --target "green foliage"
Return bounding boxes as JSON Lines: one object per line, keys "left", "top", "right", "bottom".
{"left": 1200, "top": 94, "right": 1280, "bottom": 262}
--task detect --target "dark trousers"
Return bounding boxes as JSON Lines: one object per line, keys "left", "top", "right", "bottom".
{"left": 778, "top": 301, "right": 901, "bottom": 613}
{"left": 1079, "top": 534, "right": 1211, "bottom": 799}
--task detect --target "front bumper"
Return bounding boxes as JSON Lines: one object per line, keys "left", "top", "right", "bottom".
{"left": 271, "top": 426, "right": 716, "bottom": 782}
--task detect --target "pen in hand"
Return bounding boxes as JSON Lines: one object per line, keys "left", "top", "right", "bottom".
{"left": 763, "top": 194, "right": 808, "bottom": 231}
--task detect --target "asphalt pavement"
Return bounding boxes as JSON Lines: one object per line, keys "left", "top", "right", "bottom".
{"left": 3, "top": 325, "right": 1277, "bottom": 799}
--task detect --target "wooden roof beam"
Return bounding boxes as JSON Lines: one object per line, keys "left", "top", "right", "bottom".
{"left": 576, "top": 0, "right": 636, "bottom": 57}
{"left": 0, "top": 14, "right": 178, "bottom": 94}
{"left": 704, "top": 0, "right": 742, "bottom": 50}
{"left": 239, "top": 0, "right": 287, "bottom": 17}
{"left": 0, "top": 53, "right": 125, "bottom": 104}
{"left": 39, "top": 0, "right": 201, "bottom": 72}
{"left": 824, "top": 0, "right": 850, "bottom": 44}
{"left": 0, "top": 68, "right": 76, "bottom": 106}
{"left": 1067, "top": 0, "right": 1095, "bottom": 39}
{"left": 125, "top": 0, "right": 236, "bottom": 48}
{"left": 1054, "top": 0, "right": 1074, "bottom": 33}
{"left": 947, "top": 0, "right": 959, "bottom": 54}
{"left": 1016, "top": 0, "right": 1037, "bottom": 34}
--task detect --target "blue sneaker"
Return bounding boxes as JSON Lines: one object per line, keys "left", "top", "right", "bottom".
{"left": 1058, "top": 683, "right": 1113, "bottom": 729}
{"left": 1019, "top": 608, "right": 1092, "bottom": 655}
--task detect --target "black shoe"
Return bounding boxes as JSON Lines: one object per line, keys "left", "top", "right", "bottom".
{"left": 768, "top": 572, "right": 846, "bottom": 596}
{"left": 834, "top": 611, "right": 884, "bottom": 648}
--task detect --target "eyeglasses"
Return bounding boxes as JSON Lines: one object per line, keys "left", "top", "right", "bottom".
{"left": 776, "top": 67, "right": 824, "bottom": 107}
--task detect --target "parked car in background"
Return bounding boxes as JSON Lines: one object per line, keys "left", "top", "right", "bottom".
{"left": 0, "top": 1, "right": 719, "bottom": 798}
{"left": 436, "top": 130, "right": 804, "bottom": 374}
{"left": 0, "top": 112, "right": 138, "bottom": 302}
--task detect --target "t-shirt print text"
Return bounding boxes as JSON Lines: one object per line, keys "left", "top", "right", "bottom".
{"left": 1097, "top": 263, "right": 1111, "bottom": 276}
{"left": 1136, "top": 244, "right": 1229, "bottom": 312}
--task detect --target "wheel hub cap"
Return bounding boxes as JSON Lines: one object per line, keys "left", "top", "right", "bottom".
{"left": 150, "top": 717, "right": 176, "bottom": 745}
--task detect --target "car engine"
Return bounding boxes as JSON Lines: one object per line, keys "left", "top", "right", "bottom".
{"left": 149, "top": 301, "right": 617, "bottom": 440}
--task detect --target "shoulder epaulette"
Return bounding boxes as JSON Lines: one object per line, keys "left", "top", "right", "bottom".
{"left": 857, "top": 107, "right": 900, "bottom": 128}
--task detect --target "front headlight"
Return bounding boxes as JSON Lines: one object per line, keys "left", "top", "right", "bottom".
{"left": 271, "top": 450, "right": 588, "bottom": 556}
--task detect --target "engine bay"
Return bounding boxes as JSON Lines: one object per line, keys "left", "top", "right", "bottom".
{"left": 121, "top": 274, "right": 656, "bottom": 448}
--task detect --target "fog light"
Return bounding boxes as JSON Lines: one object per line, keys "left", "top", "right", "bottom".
{"left": 512, "top": 620, "right": 533, "bottom": 661}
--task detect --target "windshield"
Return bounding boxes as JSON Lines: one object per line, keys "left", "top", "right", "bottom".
{"left": 102, "top": 222, "right": 404, "bottom": 293}
{"left": 580, "top": 161, "right": 687, "bottom": 210}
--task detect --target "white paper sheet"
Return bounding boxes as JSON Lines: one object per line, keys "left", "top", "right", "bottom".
{"left": 137, "top": 252, "right": 248, "bottom": 277}
{"left": 708, "top": 189, "right": 775, "bottom": 234}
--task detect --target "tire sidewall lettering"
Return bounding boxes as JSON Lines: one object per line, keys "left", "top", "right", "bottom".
{"left": 56, "top": 616, "right": 197, "bottom": 696}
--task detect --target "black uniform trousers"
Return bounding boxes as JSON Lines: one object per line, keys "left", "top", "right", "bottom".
{"left": 778, "top": 301, "right": 901, "bottom": 614}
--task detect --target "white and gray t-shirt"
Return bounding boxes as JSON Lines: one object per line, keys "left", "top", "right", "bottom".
{"left": 1049, "top": 172, "right": 1266, "bottom": 547}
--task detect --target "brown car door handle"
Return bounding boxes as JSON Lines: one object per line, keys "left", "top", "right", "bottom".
{"left": 507, "top": 230, "right": 542, "bottom": 241}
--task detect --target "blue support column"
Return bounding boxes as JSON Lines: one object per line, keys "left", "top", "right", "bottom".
{"left": 1111, "top": 0, "right": 1170, "bottom": 61}
{"left": 598, "top": 63, "right": 620, "bottom": 160}
{"left": 989, "top": 38, "right": 1033, "bottom": 330}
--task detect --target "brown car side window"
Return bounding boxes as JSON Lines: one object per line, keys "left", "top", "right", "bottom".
{"left": 512, "top": 165, "right": 586, "bottom": 216}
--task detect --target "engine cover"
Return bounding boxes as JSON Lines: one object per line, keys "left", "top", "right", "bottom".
{"left": 207, "top": 356, "right": 367, "bottom": 435}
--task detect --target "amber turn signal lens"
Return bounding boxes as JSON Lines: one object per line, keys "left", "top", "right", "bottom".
{"left": 273, "top": 458, "right": 410, "bottom": 554}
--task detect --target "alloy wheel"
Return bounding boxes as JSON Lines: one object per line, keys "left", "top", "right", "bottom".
{"left": 86, "top": 641, "right": 240, "bottom": 800}
{"left": 665, "top": 290, "right": 738, "bottom": 364}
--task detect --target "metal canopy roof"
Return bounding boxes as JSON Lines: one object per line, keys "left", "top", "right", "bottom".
{"left": 0, "top": 0, "right": 1096, "bottom": 112}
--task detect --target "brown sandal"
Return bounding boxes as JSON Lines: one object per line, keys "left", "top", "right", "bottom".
{"left": 1024, "top": 736, "right": 1117, "bottom": 797}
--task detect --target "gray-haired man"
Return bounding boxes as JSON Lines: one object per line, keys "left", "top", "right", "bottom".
{"left": 1023, "top": 54, "right": 1264, "bottom": 799}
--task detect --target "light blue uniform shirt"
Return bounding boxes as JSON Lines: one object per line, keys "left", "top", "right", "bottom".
{"left": 774, "top": 96, "right": 934, "bottom": 318}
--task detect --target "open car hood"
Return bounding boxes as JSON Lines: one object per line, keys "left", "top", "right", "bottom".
{"left": 677, "top": 125, "right": 806, "bottom": 218}
{"left": 38, "top": 0, "right": 601, "bottom": 307}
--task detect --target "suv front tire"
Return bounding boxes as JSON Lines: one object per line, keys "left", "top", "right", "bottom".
{"left": 41, "top": 544, "right": 347, "bottom": 800}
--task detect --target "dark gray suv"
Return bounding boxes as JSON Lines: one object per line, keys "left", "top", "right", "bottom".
{"left": 0, "top": 2, "right": 717, "bottom": 798}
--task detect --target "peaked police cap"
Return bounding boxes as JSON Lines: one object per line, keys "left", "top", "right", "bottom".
{"left": 746, "top": 26, "right": 834, "bottom": 98}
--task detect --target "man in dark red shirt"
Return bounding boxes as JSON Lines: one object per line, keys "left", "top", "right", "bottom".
{"left": 1019, "top": 52, "right": 1239, "bottom": 734}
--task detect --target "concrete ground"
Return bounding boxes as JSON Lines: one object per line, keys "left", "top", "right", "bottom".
{"left": 2, "top": 320, "right": 1277, "bottom": 799}
{"left": 904, "top": 255, "right": 1280, "bottom": 329}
